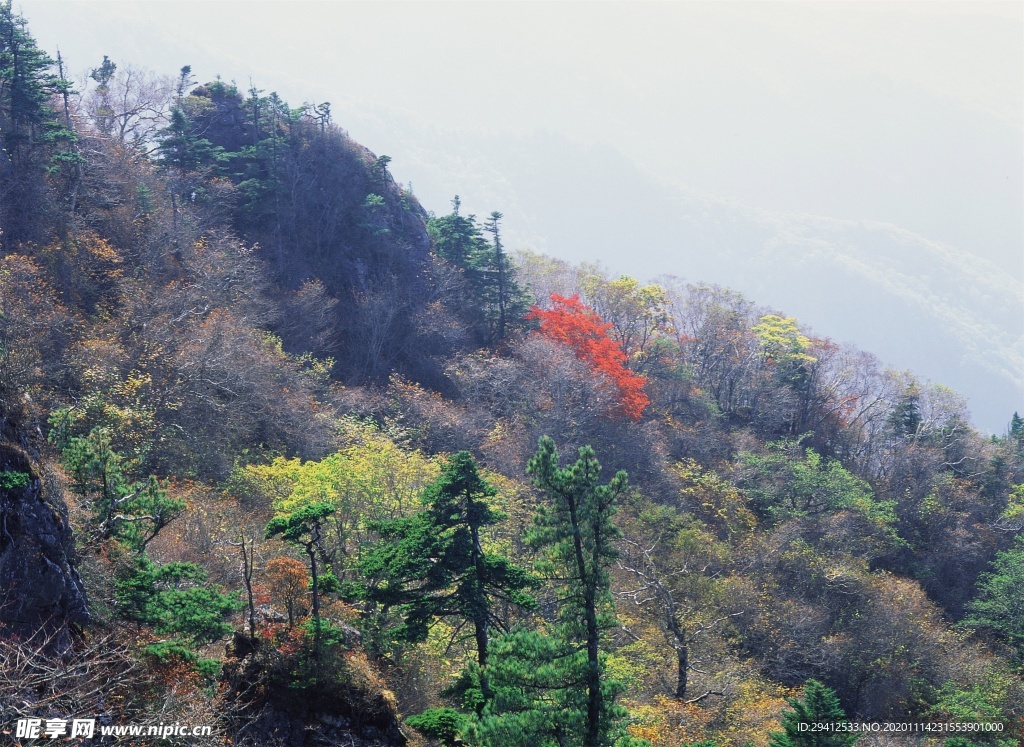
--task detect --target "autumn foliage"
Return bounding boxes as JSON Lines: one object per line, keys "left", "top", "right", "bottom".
{"left": 3, "top": 8, "right": 1024, "bottom": 745}
{"left": 265, "top": 557, "right": 310, "bottom": 627}
{"left": 528, "top": 293, "right": 650, "bottom": 420}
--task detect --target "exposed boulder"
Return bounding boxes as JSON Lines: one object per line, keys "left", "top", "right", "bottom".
{"left": 222, "top": 636, "right": 406, "bottom": 747}
{"left": 0, "top": 442, "right": 89, "bottom": 654}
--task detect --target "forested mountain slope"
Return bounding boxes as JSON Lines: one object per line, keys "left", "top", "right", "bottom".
{"left": 2, "top": 5, "right": 1024, "bottom": 746}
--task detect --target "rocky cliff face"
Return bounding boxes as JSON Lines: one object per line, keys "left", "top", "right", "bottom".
{"left": 0, "top": 442, "right": 89, "bottom": 654}
{"left": 222, "top": 634, "right": 408, "bottom": 747}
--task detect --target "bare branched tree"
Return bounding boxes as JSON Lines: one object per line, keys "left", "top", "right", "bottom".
{"left": 617, "top": 535, "right": 738, "bottom": 700}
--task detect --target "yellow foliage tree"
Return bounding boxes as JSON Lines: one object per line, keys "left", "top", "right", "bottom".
{"left": 236, "top": 420, "right": 439, "bottom": 569}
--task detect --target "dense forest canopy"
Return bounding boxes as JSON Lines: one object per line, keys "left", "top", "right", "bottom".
{"left": 2, "top": 5, "right": 1023, "bottom": 746}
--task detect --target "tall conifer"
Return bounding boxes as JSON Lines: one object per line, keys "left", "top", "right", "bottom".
{"left": 359, "top": 452, "right": 537, "bottom": 682}
{"left": 769, "top": 679, "right": 857, "bottom": 747}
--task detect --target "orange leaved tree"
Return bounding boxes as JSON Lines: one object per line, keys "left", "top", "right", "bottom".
{"left": 527, "top": 294, "right": 649, "bottom": 420}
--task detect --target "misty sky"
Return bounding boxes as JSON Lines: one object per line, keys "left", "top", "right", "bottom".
{"left": 23, "top": 2, "right": 1022, "bottom": 257}
{"left": 18, "top": 0, "right": 1024, "bottom": 430}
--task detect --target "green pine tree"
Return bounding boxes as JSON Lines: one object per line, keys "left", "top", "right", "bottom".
{"left": 1008, "top": 412, "right": 1024, "bottom": 452}
{"left": 0, "top": 1, "right": 68, "bottom": 164}
{"left": 889, "top": 381, "right": 922, "bottom": 439}
{"left": 405, "top": 707, "right": 468, "bottom": 747}
{"left": 768, "top": 679, "right": 857, "bottom": 747}
{"left": 58, "top": 426, "right": 185, "bottom": 552}
{"left": 480, "top": 211, "right": 531, "bottom": 345}
{"left": 116, "top": 555, "right": 240, "bottom": 677}
{"left": 963, "top": 534, "right": 1024, "bottom": 659}
{"left": 266, "top": 501, "right": 337, "bottom": 658}
{"left": 428, "top": 199, "right": 531, "bottom": 346}
{"left": 117, "top": 556, "right": 240, "bottom": 645}
{"left": 358, "top": 451, "right": 538, "bottom": 704}
{"left": 429, "top": 195, "right": 491, "bottom": 270}
{"left": 156, "top": 106, "right": 226, "bottom": 177}
{"left": 0, "top": 1, "right": 79, "bottom": 242}
{"left": 475, "top": 438, "right": 639, "bottom": 747}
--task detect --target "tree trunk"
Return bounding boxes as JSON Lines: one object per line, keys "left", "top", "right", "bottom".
{"left": 470, "top": 511, "right": 491, "bottom": 710}
{"left": 567, "top": 489, "right": 601, "bottom": 747}
{"left": 675, "top": 643, "right": 688, "bottom": 700}
{"left": 667, "top": 614, "right": 688, "bottom": 700}
{"left": 307, "top": 542, "right": 320, "bottom": 660}
{"left": 239, "top": 536, "right": 257, "bottom": 638}
{"left": 585, "top": 589, "right": 602, "bottom": 747}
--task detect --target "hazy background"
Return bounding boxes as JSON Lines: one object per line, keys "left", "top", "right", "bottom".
{"left": 20, "top": 1, "right": 1024, "bottom": 433}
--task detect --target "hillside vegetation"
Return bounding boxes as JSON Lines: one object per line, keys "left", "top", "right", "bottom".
{"left": 2, "top": 5, "right": 1023, "bottom": 746}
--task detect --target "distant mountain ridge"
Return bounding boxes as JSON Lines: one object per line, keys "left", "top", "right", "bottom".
{"left": 360, "top": 124, "right": 1022, "bottom": 433}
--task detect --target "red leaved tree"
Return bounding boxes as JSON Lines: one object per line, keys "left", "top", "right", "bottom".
{"left": 527, "top": 294, "right": 649, "bottom": 420}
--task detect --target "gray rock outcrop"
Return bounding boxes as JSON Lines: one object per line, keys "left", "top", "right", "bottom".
{"left": 0, "top": 442, "right": 89, "bottom": 654}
